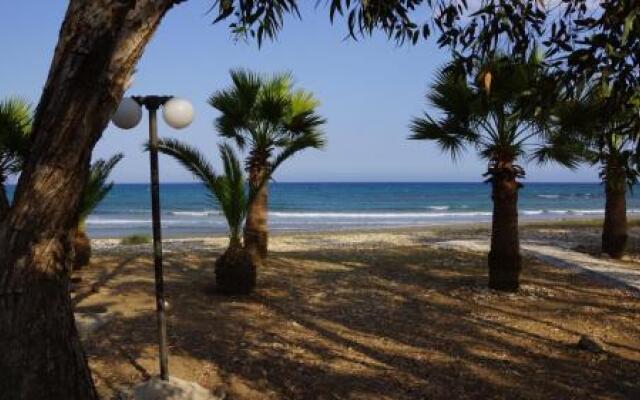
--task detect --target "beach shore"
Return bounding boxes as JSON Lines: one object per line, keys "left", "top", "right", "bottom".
{"left": 76, "top": 219, "right": 640, "bottom": 399}
{"left": 91, "top": 218, "right": 640, "bottom": 259}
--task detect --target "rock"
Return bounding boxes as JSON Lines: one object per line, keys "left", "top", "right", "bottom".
{"left": 75, "top": 312, "right": 113, "bottom": 341}
{"left": 132, "top": 376, "right": 220, "bottom": 400}
{"left": 576, "top": 335, "right": 604, "bottom": 353}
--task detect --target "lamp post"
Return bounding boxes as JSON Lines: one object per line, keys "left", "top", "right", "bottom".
{"left": 111, "top": 95, "right": 194, "bottom": 380}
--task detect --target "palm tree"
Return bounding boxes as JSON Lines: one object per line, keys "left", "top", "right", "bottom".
{"left": 157, "top": 139, "right": 257, "bottom": 294}
{"left": 410, "top": 55, "right": 580, "bottom": 291}
{"left": 0, "top": 97, "right": 31, "bottom": 220}
{"left": 552, "top": 85, "right": 639, "bottom": 258}
{"left": 209, "top": 69, "right": 326, "bottom": 261}
{"left": 74, "top": 154, "right": 123, "bottom": 269}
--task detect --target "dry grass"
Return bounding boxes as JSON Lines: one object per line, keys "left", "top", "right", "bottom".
{"left": 75, "top": 227, "right": 640, "bottom": 400}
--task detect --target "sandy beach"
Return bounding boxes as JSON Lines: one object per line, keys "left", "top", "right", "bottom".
{"left": 74, "top": 220, "right": 640, "bottom": 399}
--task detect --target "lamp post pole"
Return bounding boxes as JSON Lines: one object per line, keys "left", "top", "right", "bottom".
{"left": 133, "top": 95, "right": 173, "bottom": 381}
{"left": 112, "top": 94, "right": 193, "bottom": 381}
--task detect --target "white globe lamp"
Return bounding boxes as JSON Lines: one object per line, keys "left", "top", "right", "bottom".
{"left": 111, "top": 97, "right": 142, "bottom": 129}
{"left": 162, "top": 97, "right": 194, "bottom": 129}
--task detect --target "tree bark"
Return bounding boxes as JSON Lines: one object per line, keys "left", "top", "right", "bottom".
{"left": 0, "top": 1, "right": 179, "bottom": 398}
{"left": 488, "top": 166, "right": 522, "bottom": 292}
{"left": 244, "top": 160, "right": 269, "bottom": 261}
{"left": 602, "top": 160, "right": 627, "bottom": 259}
{"left": 215, "top": 242, "right": 256, "bottom": 295}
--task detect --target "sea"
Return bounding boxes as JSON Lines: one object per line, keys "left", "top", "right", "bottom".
{"left": 7, "top": 182, "right": 640, "bottom": 238}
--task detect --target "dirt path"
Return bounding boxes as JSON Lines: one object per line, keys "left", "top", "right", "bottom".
{"left": 432, "top": 240, "right": 640, "bottom": 295}
{"left": 76, "top": 228, "right": 640, "bottom": 399}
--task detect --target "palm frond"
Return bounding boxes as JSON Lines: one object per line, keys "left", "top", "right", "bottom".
{"left": 212, "top": 69, "right": 327, "bottom": 177}
{"left": 427, "top": 66, "right": 476, "bottom": 122}
{"left": 156, "top": 138, "right": 248, "bottom": 243}
{"left": 284, "top": 109, "right": 326, "bottom": 137}
{"left": 209, "top": 69, "right": 263, "bottom": 150}
{"left": 270, "top": 130, "right": 326, "bottom": 176}
{"left": 155, "top": 139, "right": 218, "bottom": 190}
{"left": 411, "top": 56, "right": 575, "bottom": 173}
{"left": 480, "top": 140, "right": 525, "bottom": 163}
{"left": 549, "top": 81, "right": 640, "bottom": 181}
{"left": 289, "top": 89, "right": 320, "bottom": 116}
{"left": 254, "top": 72, "right": 292, "bottom": 128}
{"left": 78, "top": 153, "right": 123, "bottom": 222}
{"left": 409, "top": 114, "right": 469, "bottom": 161}
{"left": 0, "top": 97, "right": 32, "bottom": 178}
{"left": 230, "top": 68, "right": 264, "bottom": 94}
{"left": 217, "top": 143, "right": 248, "bottom": 241}
{"left": 531, "top": 141, "right": 583, "bottom": 170}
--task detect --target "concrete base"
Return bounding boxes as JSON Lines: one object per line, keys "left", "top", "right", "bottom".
{"left": 132, "top": 376, "right": 220, "bottom": 400}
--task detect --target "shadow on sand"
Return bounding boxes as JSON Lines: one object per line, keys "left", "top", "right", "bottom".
{"left": 80, "top": 245, "right": 640, "bottom": 399}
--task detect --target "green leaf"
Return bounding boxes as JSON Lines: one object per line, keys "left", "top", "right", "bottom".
{"left": 78, "top": 153, "right": 124, "bottom": 222}
{"left": 622, "top": 10, "right": 638, "bottom": 44}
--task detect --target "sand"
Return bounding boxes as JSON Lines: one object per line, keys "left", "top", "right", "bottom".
{"left": 74, "top": 220, "right": 640, "bottom": 399}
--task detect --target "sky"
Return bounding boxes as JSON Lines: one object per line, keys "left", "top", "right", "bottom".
{"left": 0, "top": 1, "right": 600, "bottom": 183}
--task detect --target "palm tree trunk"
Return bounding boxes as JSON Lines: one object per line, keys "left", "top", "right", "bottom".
{"left": 229, "top": 235, "right": 242, "bottom": 249}
{"left": 215, "top": 239, "right": 256, "bottom": 295}
{"left": 244, "top": 157, "right": 269, "bottom": 261}
{"left": 0, "top": 2, "right": 177, "bottom": 398}
{"left": 488, "top": 166, "right": 522, "bottom": 292}
{"left": 73, "top": 225, "right": 92, "bottom": 270}
{"left": 602, "top": 163, "right": 627, "bottom": 258}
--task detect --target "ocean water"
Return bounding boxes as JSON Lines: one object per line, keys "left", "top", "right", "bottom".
{"left": 7, "top": 182, "right": 639, "bottom": 237}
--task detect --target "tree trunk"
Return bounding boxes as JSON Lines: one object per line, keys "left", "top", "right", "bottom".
{"left": 0, "top": 1, "right": 179, "bottom": 398}
{"left": 73, "top": 226, "right": 92, "bottom": 270}
{"left": 244, "top": 157, "right": 269, "bottom": 261}
{"left": 602, "top": 162, "right": 627, "bottom": 258}
{"left": 488, "top": 166, "right": 522, "bottom": 292}
{"left": 215, "top": 241, "right": 256, "bottom": 295}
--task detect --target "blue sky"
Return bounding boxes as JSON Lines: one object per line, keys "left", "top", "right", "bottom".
{"left": 0, "top": 1, "right": 599, "bottom": 183}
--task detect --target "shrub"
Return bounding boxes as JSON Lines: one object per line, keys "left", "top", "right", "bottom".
{"left": 120, "top": 234, "right": 151, "bottom": 245}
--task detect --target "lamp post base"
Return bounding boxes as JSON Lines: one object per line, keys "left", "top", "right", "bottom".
{"left": 132, "top": 376, "right": 221, "bottom": 400}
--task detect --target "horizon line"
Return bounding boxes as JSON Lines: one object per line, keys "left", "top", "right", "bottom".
{"left": 100, "top": 180, "right": 603, "bottom": 185}
{"left": 5, "top": 180, "right": 604, "bottom": 186}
